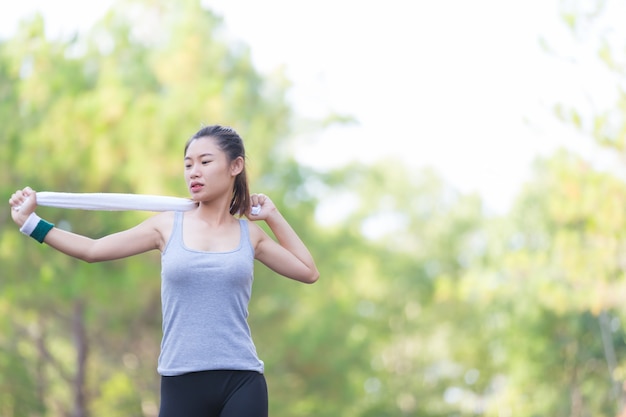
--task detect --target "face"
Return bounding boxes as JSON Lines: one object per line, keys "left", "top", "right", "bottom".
{"left": 184, "top": 137, "right": 243, "bottom": 200}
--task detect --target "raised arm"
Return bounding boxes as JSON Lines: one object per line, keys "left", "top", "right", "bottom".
{"left": 247, "top": 193, "right": 319, "bottom": 284}
{"left": 9, "top": 187, "right": 163, "bottom": 263}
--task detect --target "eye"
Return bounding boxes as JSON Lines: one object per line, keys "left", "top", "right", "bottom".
{"left": 184, "top": 164, "right": 191, "bottom": 169}
{"left": 202, "top": 160, "right": 211, "bottom": 165}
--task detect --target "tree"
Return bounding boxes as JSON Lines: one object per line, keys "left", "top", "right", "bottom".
{"left": 0, "top": 0, "right": 294, "bottom": 415}
{"left": 447, "top": 151, "right": 626, "bottom": 416}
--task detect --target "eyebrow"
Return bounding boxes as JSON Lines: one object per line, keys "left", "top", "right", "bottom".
{"left": 184, "top": 152, "right": 214, "bottom": 160}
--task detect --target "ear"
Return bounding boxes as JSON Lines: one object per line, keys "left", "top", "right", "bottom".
{"left": 230, "top": 156, "right": 244, "bottom": 176}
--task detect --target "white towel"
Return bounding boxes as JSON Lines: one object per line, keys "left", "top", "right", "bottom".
{"left": 32, "top": 192, "right": 262, "bottom": 214}
{"left": 35, "top": 192, "right": 198, "bottom": 212}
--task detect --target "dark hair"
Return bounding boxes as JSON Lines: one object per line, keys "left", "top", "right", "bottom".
{"left": 184, "top": 125, "right": 250, "bottom": 216}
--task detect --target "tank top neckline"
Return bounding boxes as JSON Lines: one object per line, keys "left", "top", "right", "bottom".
{"left": 177, "top": 211, "right": 245, "bottom": 255}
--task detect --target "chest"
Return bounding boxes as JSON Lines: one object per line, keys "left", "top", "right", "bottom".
{"left": 182, "top": 219, "right": 242, "bottom": 252}
{"left": 161, "top": 216, "right": 254, "bottom": 289}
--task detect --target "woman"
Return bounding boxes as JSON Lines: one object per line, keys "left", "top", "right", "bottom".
{"left": 9, "top": 125, "right": 319, "bottom": 417}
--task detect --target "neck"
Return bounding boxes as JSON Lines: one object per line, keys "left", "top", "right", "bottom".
{"left": 192, "top": 196, "right": 235, "bottom": 224}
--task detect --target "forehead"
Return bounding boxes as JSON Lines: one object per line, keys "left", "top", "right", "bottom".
{"left": 184, "top": 137, "right": 221, "bottom": 158}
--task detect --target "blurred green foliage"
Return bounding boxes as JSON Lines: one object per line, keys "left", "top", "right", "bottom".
{"left": 2, "top": 0, "right": 626, "bottom": 416}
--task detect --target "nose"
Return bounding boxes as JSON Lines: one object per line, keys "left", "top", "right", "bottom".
{"left": 188, "top": 163, "right": 200, "bottom": 178}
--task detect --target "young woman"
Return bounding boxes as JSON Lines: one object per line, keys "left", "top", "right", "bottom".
{"left": 9, "top": 125, "right": 319, "bottom": 417}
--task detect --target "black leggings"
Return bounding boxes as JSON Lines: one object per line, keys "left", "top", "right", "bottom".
{"left": 158, "top": 370, "right": 268, "bottom": 417}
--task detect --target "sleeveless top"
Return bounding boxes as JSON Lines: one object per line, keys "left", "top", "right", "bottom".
{"left": 158, "top": 211, "right": 264, "bottom": 376}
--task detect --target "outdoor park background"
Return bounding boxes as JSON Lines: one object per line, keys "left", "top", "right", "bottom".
{"left": 1, "top": 0, "right": 626, "bottom": 416}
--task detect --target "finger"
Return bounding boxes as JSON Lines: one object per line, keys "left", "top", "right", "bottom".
{"left": 12, "top": 188, "right": 36, "bottom": 212}
{"left": 9, "top": 191, "right": 24, "bottom": 208}
{"left": 9, "top": 198, "right": 21, "bottom": 210}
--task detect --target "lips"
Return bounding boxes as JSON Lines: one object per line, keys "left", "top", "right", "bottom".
{"left": 189, "top": 182, "right": 204, "bottom": 192}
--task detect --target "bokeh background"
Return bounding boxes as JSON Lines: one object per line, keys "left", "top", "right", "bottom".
{"left": 1, "top": 0, "right": 626, "bottom": 416}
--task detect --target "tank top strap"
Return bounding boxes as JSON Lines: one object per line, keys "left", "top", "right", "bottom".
{"left": 173, "top": 211, "right": 184, "bottom": 244}
{"left": 162, "top": 211, "right": 183, "bottom": 255}
{"left": 238, "top": 219, "right": 254, "bottom": 254}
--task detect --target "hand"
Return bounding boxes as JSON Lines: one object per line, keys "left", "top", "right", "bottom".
{"left": 9, "top": 187, "right": 38, "bottom": 227}
{"left": 247, "top": 193, "right": 276, "bottom": 220}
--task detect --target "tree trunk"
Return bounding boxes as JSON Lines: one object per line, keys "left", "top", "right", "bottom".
{"left": 72, "top": 300, "right": 89, "bottom": 417}
{"left": 599, "top": 310, "right": 625, "bottom": 415}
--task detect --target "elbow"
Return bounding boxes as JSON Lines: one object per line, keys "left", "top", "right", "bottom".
{"left": 82, "top": 248, "right": 102, "bottom": 264}
{"left": 82, "top": 254, "right": 98, "bottom": 264}
{"left": 83, "top": 252, "right": 110, "bottom": 263}
{"left": 81, "top": 239, "right": 108, "bottom": 263}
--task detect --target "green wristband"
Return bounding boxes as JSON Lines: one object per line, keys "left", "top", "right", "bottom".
{"left": 31, "top": 218, "right": 55, "bottom": 243}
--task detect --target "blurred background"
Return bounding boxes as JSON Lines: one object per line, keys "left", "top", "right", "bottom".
{"left": 1, "top": 0, "right": 626, "bottom": 416}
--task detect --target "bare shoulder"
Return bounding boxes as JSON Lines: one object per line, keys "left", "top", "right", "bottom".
{"left": 146, "top": 211, "right": 175, "bottom": 228}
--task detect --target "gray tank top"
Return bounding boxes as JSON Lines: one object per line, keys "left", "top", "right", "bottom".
{"left": 158, "top": 211, "right": 264, "bottom": 376}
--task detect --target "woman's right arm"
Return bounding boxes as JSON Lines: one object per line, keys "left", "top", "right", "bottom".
{"left": 9, "top": 187, "right": 163, "bottom": 263}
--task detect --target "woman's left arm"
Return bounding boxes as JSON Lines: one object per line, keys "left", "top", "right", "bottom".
{"left": 248, "top": 194, "right": 319, "bottom": 284}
